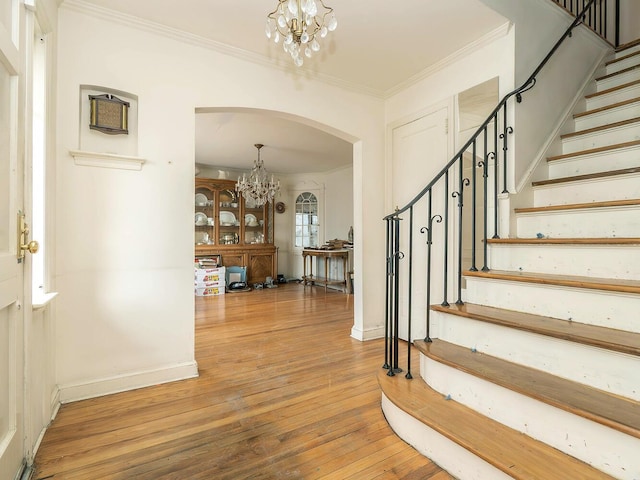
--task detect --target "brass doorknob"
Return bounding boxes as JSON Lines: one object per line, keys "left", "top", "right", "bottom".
{"left": 20, "top": 240, "right": 39, "bottom": 255}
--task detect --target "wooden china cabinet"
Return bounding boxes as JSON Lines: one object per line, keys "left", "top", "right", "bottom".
{"left": 195, "top": 178, "right": 276, "bottom": 284}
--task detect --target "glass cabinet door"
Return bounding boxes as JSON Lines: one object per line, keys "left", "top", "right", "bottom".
{"left": 218, "top": 187, "right": 240, "bottom": 245}
{"left": 243, "top": 195, "right": 266, "bottom": 244}
{"left": 195, "top": 187, "right": 215, "bottom": 246}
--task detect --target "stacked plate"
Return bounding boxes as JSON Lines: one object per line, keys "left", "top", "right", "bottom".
{"left": 195, "top": 212, "right": 208, "bottom": 226}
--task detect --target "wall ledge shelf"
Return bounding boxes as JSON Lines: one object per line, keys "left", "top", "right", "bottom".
{"left": 70, "top": 150, "right": 146, "bottom": 171}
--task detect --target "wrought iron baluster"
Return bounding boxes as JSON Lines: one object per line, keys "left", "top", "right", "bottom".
{"left": 452, "top": 157, "right": 469, "bottom": 305}
{"left": 482, "top": 130, "right": 492, "bottom": 272}
{"left": 406, "top": 206, "right": 414, "bottom": 380}
{"left": 383, "top": 218, "right": 391, "bottom": 370}
{"left": 442, "top": 171, "right": 450, "bottom": 307}
{"left": 492, "top": 115, "right": 499, "bottom": 239}
{"left": 500, "top": 103, "right": 513, "bottom": 194}
{"left": 470, "top": 140, "right": 478, "bottom": 272}
{"left": 389, "top": 215, "right": 404, "bottom": 376}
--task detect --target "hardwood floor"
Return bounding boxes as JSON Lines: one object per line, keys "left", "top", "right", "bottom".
{"left": 33, "top": 284, "right": 452, "bottom": 479}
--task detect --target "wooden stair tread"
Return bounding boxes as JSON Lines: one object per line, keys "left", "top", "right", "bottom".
{"left": 606, "top": 49, "right": 640, "bottom": 67}
{"left": 573, "top": 96, "right": 640, "bottom": 119}
{"left": 585, "top": 80, "right": 640, "bottom": 100}
{"left": 616, "top": 38, "right": 640, "bottom": 53}
{"left": 464, "top": 269, "right": 640, "bottom": 294}
{"left": 547, "top": 139, "right": 640, "bottom": 161}
{"left": 378, "top": 370, "right": 617, "bottom": 480}
{"left": 414, "top": 339, "right": 640, "bottom": 439}
{"left": 596, "top": 64, "right": 640, "bottom": 82}
{"left": 560, "top": 116, "right": 640, "bottom": 138}
{"left": 514, "top": 198, "right": 640, "bottom": 213}
{"left": 532, "top": 166, "right": 640, "bottom": 186}
{"left": 487, "top": 236, "right": 640, "bottom": 245}
{"left": 431, "top": 302, "right": 640, "bottom": 357}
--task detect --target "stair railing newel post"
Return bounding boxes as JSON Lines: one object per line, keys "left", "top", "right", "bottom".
{"left": 381, "top": 0, "right": 611, "bottom": 379}
{"left": 385, "top": 212, "right": 404, "bottom": 377}
{"left": 383, "top": 217, "right": 392, "bottom": 371}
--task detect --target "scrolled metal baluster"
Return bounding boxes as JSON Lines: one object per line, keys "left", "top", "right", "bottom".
{"left": 406, "top": 206, "right": 414, "bottom": 380}
{"left": 420, "top": 213, "right": 442, "bottom": 343}
{"left": 388, "top": 248, "right": 405, "bottom": 377}
{"left": 499, "top": 112, "right": 514, "bottom": 195}
{"left": 452, "top": 178, "right": 470, "bottom": 306}
{"left": 479, "top": 155, "right": 491, "bottom": 272}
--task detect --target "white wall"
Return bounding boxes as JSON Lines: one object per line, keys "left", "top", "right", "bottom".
{"left": 55, "top": 4, "right": 385, "bottom": 400}
{"left": 386, "top": 27, "right": 515, "bottom": 211}
{"left": 480, "top": 0, "right": 611, "bottom": 189}
{"left": 619, "top": 1, "right": 640, "bottom": 45}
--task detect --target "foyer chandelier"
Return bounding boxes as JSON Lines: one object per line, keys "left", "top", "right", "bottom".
{"left": 236, "top": 144, "right": 280, "bottom": 207}
{"left": 265, "top": 0, "right": 338, "bottom": 67}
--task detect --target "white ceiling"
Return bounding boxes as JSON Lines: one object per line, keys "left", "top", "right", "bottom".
{"left": 64, "top": 0, "right": 508, "bottom": 174}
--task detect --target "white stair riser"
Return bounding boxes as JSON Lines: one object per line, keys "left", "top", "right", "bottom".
{"left": 433, "top": 312, "right": 640, "bottom": 401}
{"left": 548, "top": 147, "right": 640, "bottom": 177}
{"left": 488, "top": 244, "right": 640, "bottom": 280}
{"left": 615, "top": 45, "right": 640, "bottom": 59}
{"left": 463, "top": 276, "right": 640, "bottom": 333}
{"left": 381, "top": 395, "right": 513, "bottom": 480}
{"left": 561, "top": 122, "right": 640, "bottom": 153}
{"left": 605, "top": 56, "right": 640, "bottom": 75}
{"left": 516, "top": 205, "right": 640, "bottom": 238}
{"left": 596, "top": 68, "right": 640, "bottom": 91}
{"left": 587, "top": 83, "right": 640, "bottom": 110}
{"left": 574, "top": 101, "right": 640, "bottom": 130}
{"left": 533, "top": 173, "right": 640, "bottom": 206}
{"left": 421, "top": 356, "right": 640, "bottom": 480}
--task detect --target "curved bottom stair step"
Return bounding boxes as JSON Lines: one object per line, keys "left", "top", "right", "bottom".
{"left": 378, "top": 370, "right": 615, "bottom": 480}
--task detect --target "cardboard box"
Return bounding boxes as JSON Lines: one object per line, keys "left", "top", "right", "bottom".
{"left": 195, "top": 279, "right": 225, "bottom": 289}
{"left": 195, "top": 266, "right": 225, "bottom": 283}
{"left": 195, "top": 285, "right": 225, "bottom": 296}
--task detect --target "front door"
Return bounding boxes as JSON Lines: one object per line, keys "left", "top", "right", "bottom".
{"left": 0, "top": 1, "right": 26, "bottom": 477}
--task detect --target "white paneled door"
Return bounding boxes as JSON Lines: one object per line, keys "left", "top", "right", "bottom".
{"left": 0, "top": 1, "right": 26, "bottom": 478}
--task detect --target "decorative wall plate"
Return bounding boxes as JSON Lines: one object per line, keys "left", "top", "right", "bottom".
{"left": 275, "top": 201, "right": 286, "bottom": 213}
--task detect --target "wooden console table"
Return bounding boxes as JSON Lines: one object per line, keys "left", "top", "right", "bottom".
{"left": 302, "top": 248, "right": 350, "bottom": 293}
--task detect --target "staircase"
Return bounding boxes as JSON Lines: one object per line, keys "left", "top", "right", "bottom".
{"left": 378, "top": 41, "right": 640, "bottom": 479}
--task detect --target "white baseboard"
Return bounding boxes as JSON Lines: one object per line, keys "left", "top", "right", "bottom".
{"left": 58, "top": 361, "right": 199, "bottom": 403}
{"left": 351, "top": 325, "right": 385, "bottom": 341}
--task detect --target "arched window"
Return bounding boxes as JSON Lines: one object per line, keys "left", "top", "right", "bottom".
{"left": 295, "top": 192, "right": 319, "bottom": 248}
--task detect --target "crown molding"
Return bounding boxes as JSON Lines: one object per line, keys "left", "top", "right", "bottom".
{"left": 383, "top": 21, "right": 512, "bottom": 99}
{"left": 59, "top": 0, "right": 386, "bottom": 98}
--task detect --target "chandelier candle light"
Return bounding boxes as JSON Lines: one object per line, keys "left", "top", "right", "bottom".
{"left": 266, "top": 0, "right": 337, "bottom": 67}
{"left": 236, "top": 144, "right": 280, "bottom": 207}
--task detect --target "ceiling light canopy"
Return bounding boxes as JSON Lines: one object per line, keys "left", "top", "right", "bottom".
{"left": 236, "top": 144, "right": 280, "bottom": 207}
{"left": 265, "top": 0, "right": 337, "bottom": 67}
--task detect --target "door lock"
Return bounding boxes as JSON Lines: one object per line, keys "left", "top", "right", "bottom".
{"left": 17, "top": 212, "right": 39, "bottom": 261}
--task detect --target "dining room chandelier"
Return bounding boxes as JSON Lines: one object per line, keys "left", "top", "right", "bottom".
{"left": 265, "top": 0, "right": 337, "bottom": 67}
{"left": 236, "top": 144, "right": 280, "bottom": 207}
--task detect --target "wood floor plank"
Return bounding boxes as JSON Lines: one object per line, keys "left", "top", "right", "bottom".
{"left": 33, "top": 284, "right": 450, "bottom": 479}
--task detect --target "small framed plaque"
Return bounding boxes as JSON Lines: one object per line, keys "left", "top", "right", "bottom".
{"left": 89, "top": 94, "right": 130, "bottom": 135}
